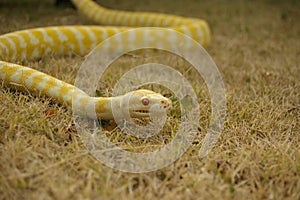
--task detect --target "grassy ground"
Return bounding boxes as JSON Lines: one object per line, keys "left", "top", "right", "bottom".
{"left": 0, "top": 0, "right": 299, "bottom": 199}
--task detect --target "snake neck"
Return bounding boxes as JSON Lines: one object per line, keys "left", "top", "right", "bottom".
{"left": 90, "top": 96, "right": 122, "bottom": 120}
{"left": 72, "top": 95, "right": 122, "bottom": 120}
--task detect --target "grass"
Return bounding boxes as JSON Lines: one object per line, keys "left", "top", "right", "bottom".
{"left": 0, "top": 0, "right": 299, "bottom": 199}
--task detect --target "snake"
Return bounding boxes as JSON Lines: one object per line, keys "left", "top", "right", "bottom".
{"left": 0, "top": 0, "right": 211, "bottom": 120}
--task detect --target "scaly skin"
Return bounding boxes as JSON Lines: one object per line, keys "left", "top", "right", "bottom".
{"left": 0, "top": 0, "right": 211, "bottom": 119}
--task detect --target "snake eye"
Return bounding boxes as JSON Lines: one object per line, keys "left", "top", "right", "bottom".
{"left": 141, "top": 97, "right": 150, "bottom": 106}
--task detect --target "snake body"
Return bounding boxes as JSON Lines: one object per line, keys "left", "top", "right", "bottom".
{"left": 0, "top": 0, "right": 211, "bottom": 119}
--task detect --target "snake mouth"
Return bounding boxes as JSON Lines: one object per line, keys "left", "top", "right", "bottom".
{"left": 133, "top": 110, "right": 149, "bottom": 114}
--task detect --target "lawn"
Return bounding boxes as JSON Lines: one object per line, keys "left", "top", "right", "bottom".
{"left": 0, "top": 0, "right": 299, "bottom": 199}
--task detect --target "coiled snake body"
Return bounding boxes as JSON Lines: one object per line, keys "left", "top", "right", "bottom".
{"left": 0, "top": 0, "right": 211, "bottom": 120}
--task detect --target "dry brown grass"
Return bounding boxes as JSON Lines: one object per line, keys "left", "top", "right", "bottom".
{"left": 0, "top": 0, "right": 299, "bottom": 199}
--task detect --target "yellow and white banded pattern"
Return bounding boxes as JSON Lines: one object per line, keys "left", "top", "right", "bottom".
{"left": 0, "top": 0, "right": 210, "bottom": 119}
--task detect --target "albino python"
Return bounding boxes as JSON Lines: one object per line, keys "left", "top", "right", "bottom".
{"left": 0, "top": 0, "right": 211, "bottom": 120}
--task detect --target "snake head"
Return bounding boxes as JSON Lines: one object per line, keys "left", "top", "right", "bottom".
{"left": 120, "top": 89, "right": 172, "bottom": 118}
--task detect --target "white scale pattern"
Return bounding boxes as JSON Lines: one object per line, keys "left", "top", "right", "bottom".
{"left": 25, "top": 30, "right": 39, "bottom": 45}
{"left": 69, "top": 27, "right": 85, "bottom": 55}
{"left": 24, "top": 71, "right": 42, "bottom": 88}
{"left": 5, "top": 37, "right": 17, "bottom": 61}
